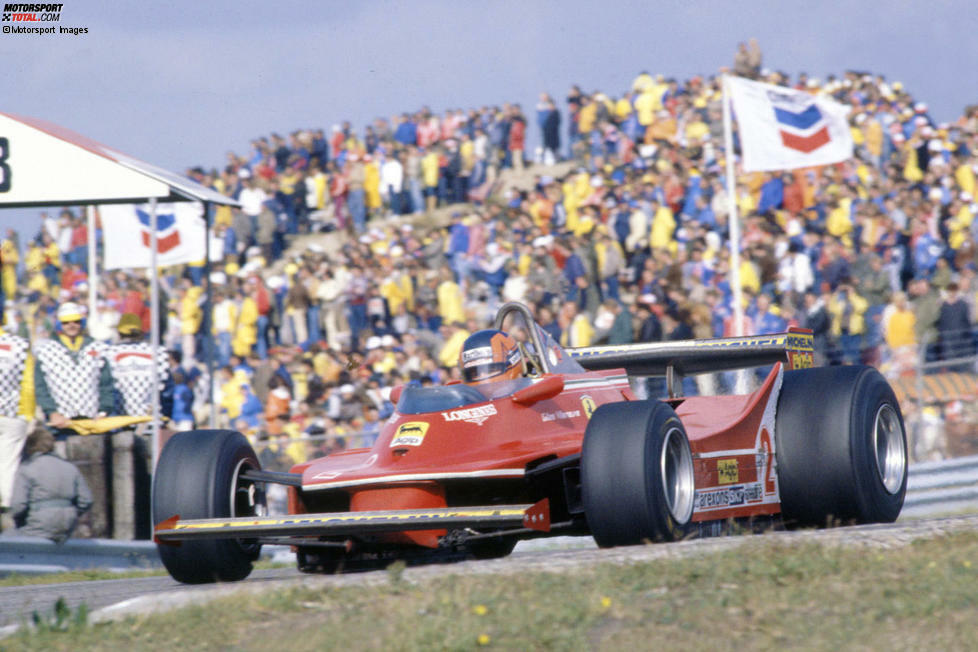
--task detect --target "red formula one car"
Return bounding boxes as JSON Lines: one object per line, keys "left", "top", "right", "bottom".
{"left": 153, "top": 302, "right": 908, "bottom": 584}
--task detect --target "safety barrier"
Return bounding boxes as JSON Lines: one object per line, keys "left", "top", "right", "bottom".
{"left": 0, "top": 536, "right": 160, "bottom": 576}
{"left": 1, "top": 456, "right": 976, "bottom": 574}
{"left": 900, "top": 454, "right": 978, "bottom": 517}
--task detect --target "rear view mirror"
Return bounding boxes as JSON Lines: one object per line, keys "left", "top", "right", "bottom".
{"left": 389, "top": 384, "right": 404, "bottom": 404}
{"left": 512, "top": 375, "right": 564, "bottom": 406}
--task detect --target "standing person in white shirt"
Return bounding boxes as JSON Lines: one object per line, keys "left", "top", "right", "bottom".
{"left": 212, "top": 288, "right": 237, "bottom": 368}
{"left": 0, "top": 323, "right": 33, "bottom": 531}
{"left": 55, "top": 209, "right": 73, "bottom": 265}
{"left": 237, "top": 172, "right": 267, "bottom": 233}
{"left": 777, "top": 240, "right": 815, "bottom": 300}
{"left": 39, "top": 211, "right": 59, "bottom": 244}
{"left": 380, "top": 153, "right": 404, "bottom": 216}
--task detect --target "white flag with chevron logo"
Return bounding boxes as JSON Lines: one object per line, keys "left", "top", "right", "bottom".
{"left": 100, "top": 202, "right": 207, "bottom": 270}
{"left": 726, "top": 76, "right": 853, "bottom": 172}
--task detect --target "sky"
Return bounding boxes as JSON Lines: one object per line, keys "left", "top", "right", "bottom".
{"left": 1, "top": 0, "right": 977, "bottom": 238}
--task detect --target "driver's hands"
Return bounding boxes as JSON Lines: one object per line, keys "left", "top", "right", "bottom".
{"left": 49, "top": 413, "right": 68, "bottom": 428}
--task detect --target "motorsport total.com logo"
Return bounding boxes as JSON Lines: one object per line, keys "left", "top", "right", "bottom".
{"left": 2, "top": 3, "right": 87, "bottom": 35}
{"left": 2, "top": 3, "right": 62, "bottom": 21}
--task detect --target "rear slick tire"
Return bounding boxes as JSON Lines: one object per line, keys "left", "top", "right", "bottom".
{"left": 582, "top": 401, "right": 695, "bottom": 546}
{"left": 153, "top": 429, "right": 265, "bottom": 584}
{"left": 775, "top": 366, "right": 907, "bottom": 527}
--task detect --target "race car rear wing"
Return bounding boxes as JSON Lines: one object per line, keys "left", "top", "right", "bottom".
{"left": 568, "top": 328, "right": 814, "bottom": 377}
{"left": 154, "top": 499, "right": 551, "bottom": 544}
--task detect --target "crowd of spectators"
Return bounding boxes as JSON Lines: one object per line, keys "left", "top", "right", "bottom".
{"left": 7, "top": 48, "right": 978, "bottom": 467}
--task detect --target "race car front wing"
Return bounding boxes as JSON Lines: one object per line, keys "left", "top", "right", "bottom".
{"left": 154, "top": 499, "right": 551, "bottom": 543}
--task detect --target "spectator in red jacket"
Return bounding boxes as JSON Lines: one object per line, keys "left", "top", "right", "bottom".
{"left": 121, "top": 281, "right": 150, "bottom": 332}
{"left": 508, "top": 106, "right": 526, "bottom": 171}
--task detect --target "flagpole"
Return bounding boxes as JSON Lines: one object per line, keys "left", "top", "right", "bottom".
{"left": 723, "top": 76, "right": 751, "bottom": 394}
{"left": 203, "top": 201, "right": 217, "bottom": 429}
{"left": 722, "top": 75, "right": 745, "bottom": 338}
{"left": 86, "top": 205, "right": 97, "bottom": 325}
{"left": 150, "top": 198, "right": 160, "bottom": 469}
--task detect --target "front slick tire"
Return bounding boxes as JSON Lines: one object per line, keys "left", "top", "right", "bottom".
{"left": 775, "top": 366, "right": 908, "bottom": 528}
{"left": 582, "top": 401, "right": 695, "bottom": 547}
{"left": 153, "top": 430, "right": 264, "bottom": 584}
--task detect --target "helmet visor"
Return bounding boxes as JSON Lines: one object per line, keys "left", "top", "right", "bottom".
{"left": 462, "top": 360, "right": 511, "bottom": 383}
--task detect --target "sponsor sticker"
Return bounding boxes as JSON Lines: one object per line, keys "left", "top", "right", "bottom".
{"left": 580, "top": 395, "right": 596, "bottom": 420}
{"left": 441, "top": 403, "right": 497, "bottom": 426}
{"left": 548, "top": 346, "right": 562, "bottom": 366}
{"left": 717, "top": 459, "right": 738, "bottom": 484}
{"left": 541, "top": 409, "right": 580, "bottom": 422}
{"left": 461, "top": 346, "right": 492, "bottom": 363}
{"left": 790, "top": 350, "right": 814, "bottom": 369}
{"left": 695, "top": 483, "right": 763, "bottom": 510}
{"left": 391, "top": 421, "right": 429, "bottom": 447}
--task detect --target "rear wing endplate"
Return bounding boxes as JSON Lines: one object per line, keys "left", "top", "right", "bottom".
{"left": 569, "top": 328, "right": 814, "bottom": 377}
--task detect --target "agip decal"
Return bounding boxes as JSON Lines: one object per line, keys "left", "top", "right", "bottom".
{"left": 717, "top": 459, "right": 738, "bottom": 484}
{"left": 391, "top": 422, "right": 429, "bottom": 447}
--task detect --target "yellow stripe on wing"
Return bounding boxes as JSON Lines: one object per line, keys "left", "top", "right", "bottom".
{"left": 169, "top": 507, "right": 529, "bottom": 532}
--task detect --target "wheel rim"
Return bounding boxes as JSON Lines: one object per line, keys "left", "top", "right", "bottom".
{"left": 873, "top": 404, "right": 906, "bottom": 494}
{"left": 230, "top": 457, "right": 266, "bottom": 554}
{"left": 230, "top": 457, "right": 267, "bottom": 518}
{"left": 660, "top": 427, "right": 695, "bottom": 524}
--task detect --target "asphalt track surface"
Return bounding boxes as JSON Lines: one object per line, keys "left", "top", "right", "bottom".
{"left": 3, "top": 513, "right": 978, "bottom": 632}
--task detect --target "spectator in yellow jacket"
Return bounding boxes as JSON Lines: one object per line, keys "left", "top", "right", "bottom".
{"left": 364, "top": 156, "right": 382, "bottom": 211}
{"left": 1, "top": 235, "right": 18, "bottom": 301}
{"left": 828, "top": 283, "right": 869, "bottom": 336}
{"left": 436, "top": 267, "right": 464, "bottom": 325}
{"left": 179, "top": 281, "right": 202, "bottom": 363}
{"left": 24, "top": 242, "right": 44, "bottom": 280}
{"left": 883, "top": 291, "right": 916, "bottom": 349}
{"left": 955, "top": 158, "right": 975, "bottom": 197}
{"left": 559, "top": 301, "right": 593, "bottom": 348}
{"left": 826, "top": 197, "right": 854, "bottom": 241}
{"left": 421, "top": 149, "right": 440, "bottom": 212}
{"left": 828, "top": 282, "right": 869, "bottom": 364}
{"left": 437, "top": 322, "right": 470, "bottom": 368}
{"left": 218, "top": 368, "right": 248, "bottom": 423}
{"left": 649, "top": 200, "right": 676, "bottom": 251}
{"left": 233, "top": 291, "right": 259, "bottom": 358}
{"left": 577, "top": 97, "right": 598, "bottom": 136}
{"left": 380, "top": 266, "right": 413, "bottom": 315}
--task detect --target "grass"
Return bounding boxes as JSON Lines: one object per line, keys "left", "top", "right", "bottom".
{"left": 3, "top": 532, "right": 977, "bottom": 651}
{"left": 0, "top": 568, "right": 165, "bottom": 587}
{"left": 0, "top": 560, "right": 290, "bottom": 588}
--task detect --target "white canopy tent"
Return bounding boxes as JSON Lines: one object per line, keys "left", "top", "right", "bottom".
{"left": 0, "top": 111, "right": 231, "bottom": 207}
{"left": 0, "top": 111, "right": 239, "bottom": 462}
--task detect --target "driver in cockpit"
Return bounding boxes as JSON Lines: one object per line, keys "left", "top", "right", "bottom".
{"left": 458, "top": 329, "right": 524, "bottom": 385}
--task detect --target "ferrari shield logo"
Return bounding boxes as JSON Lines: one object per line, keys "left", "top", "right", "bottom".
{"left": 580, "top": 395, "right": 596, "bottom": 420}
{"left": 391, "top": 422, "right": 429, "bottom": 447}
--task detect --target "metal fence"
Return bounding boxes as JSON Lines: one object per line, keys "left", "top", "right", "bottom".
{"left": 880, "top": 329, "right": 978, "bottom": 465}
